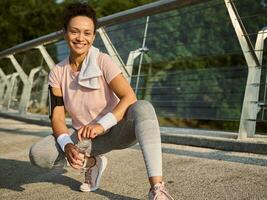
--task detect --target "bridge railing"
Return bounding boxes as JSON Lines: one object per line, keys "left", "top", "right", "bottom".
{"left": 0, "top": 0, "right": 266, "bottom": 138}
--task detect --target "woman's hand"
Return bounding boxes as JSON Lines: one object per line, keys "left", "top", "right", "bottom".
{"left": 64, "top": 143, "right": 84, "bottom": 169}
{"left": 77, "top": 123, "right": 104, "bottom": 142}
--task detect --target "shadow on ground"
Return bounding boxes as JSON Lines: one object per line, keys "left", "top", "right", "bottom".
{"left": 0, "top": 127, "right": 51, "bottom": 137}
{"left": 0, "top": 159, "right": 139, "bottom": 200}
{"left": 0, "top": 159, "right": 72, "bottom": 191}
{"left": 161, "top": 147, "right": 267, "bottom": 167}
{"left": 130, "top": 146, "right": 267, "bottom": 167}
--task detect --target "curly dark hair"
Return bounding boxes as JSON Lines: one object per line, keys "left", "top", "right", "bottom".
{"left": 62, "top": 2, "right": 97, "bottom": 33}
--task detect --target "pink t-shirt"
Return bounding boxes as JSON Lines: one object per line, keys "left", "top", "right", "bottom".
{"left": 48, "top": 52, "right": 122, "bottom": 130}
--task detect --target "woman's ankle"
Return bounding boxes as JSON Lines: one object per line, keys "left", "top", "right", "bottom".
{"left": 85, "top": 156, "right": 96, "bottom": 168}
{"left": 149, "top": 176, "right": 163, "bottom": 187}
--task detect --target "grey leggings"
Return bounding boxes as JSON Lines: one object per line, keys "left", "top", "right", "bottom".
{"left": 29, "top": 100, "right": 162, "bottom": 177}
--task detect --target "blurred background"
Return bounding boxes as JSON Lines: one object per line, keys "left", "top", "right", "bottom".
{"left": 0, "top": 0, "right": 266, "bottom": 136}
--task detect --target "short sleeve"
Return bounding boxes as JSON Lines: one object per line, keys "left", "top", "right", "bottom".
{"left": 99, "top": 53, "right": 122, "bottom": 84}
{"left": 48, "top": 66, "right": 61, "bottom": 88}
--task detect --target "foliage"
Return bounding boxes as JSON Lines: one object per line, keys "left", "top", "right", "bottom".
{"left": 0, "top": 0, "right": 63, "bottom": 51}
{"left": 118, "top": 0, "right": 267, "bottom": 131}
{"left": 0, "top": 0, "right": 155, "bottom": 51}
{"left": 0, "top": 0, "right": 267, "bottom": 132}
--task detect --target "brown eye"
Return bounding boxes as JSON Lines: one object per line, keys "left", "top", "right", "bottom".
{"left": 85, "top": 32, "right": 92, "bottom": 36}
{"left": 69, "top": 29, "right": 78, "bottom": 34}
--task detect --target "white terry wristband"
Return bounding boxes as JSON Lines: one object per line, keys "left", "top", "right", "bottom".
{"left": 97, "top": 112, "right": 117, "bottom": 131}
{"left": 57, "top": 134, "right": 74, "bottom": 152}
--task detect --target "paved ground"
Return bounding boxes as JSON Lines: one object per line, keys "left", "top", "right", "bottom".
{"left": 0, "top": 117, "right": 267, "bottom": 200}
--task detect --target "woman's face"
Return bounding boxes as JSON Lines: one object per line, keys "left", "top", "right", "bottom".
{"left": 65, "top": 16, "right": 95, "bottom": 57}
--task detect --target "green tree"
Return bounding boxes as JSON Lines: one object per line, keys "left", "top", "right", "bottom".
{"left": 0, "top": 0, "right": 155, "bottom": 51}
{"left": 0, "top": 0, "right": 64, "bottom": 51}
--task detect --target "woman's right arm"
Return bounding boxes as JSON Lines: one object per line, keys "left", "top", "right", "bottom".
{"left": 50, "top": 87, "right": 83, "bottom": 169}
{"left": 50, "top": 87, "right": 69, "bottom": 137}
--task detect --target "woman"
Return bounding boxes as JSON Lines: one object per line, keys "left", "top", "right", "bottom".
{"left": 29, "top": 3, "right": 174, "bottom": 200}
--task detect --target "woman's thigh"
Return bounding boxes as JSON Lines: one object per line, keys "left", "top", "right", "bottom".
{"left": 90, "top": 117, "right": 137, "bottom": 156}
{"left": 29, "top": 134, "right": 65, "bottom": 168}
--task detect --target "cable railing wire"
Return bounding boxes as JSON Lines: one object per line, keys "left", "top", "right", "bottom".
{"left": 105, "top": 0, "right": 224, "bottom": 34}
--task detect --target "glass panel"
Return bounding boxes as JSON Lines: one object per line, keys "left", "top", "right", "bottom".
{"left": 234, "top": 0, "right": 267, "bottom": 46}
{"left": 235, "top": 0, "right": 267, "bottom": 134}
{"left": 2, "top": 0, "right": 267, "bottom": 132}
{"left": 0, "top": 58, "right": 16, "bottom": 75}
{"left": 104, "top": 18, "right": 147, "bottom": 62}
{"left": 99, "top": 0, "right": 247, "bottom": 131}
{"left": 15, "top": 49, "right": 44, "bottom": 75}
{"left": 46, "top": 40, "right": 68, "bottom": 64}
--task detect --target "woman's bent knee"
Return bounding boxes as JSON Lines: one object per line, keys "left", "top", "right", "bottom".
{"left": 29, "top": 136, "right": 59, "bottom": 169}
{"left": 29, "top": 143, "right": 52, "bottom": 169}
{"left": 128, "top": 100, "right": 157, "bottom": 121}
{"left": 29, "top": 144, "right": 39, "bottom": 166}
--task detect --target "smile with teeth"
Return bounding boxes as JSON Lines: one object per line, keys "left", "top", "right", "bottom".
{"left": 73, "top": 42, "right": 86, "bottom": 49}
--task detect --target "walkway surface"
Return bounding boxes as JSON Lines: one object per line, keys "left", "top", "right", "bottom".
{"left": 0, "top": 117, "right": 267, "bottom": 200}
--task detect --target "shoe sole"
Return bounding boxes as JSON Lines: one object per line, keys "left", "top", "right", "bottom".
{"left": 80, "top": 156, "right": 108, "bottom": 192}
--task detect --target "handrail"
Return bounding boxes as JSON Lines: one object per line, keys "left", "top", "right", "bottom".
{"left": 0, "top": 0, "right": 208, "bottom": 59}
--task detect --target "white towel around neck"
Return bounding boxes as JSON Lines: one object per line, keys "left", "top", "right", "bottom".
{"left": 78, "top": 46, "right": 102, "bottom": 89}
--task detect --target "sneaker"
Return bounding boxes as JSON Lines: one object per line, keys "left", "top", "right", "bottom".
{"left": 80, "top": 155, "right": 107, "bottom": 192}
{"left": 148, "top": 182, "right": 174, "bottom": 200}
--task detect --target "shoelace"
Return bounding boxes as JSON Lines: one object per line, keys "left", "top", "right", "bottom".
{"left": 80, "top": 157, "right": 92, "bottom": 185}
{"left": 84, "top": 167, "right": 92, "bottom": 184}
{"left": 152, "top": 184, "right": 174, "bottom": 200}
{"left": 81, "top": 156, "right": 98, "bottom": 185}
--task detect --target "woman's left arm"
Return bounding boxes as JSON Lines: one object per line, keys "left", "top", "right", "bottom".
{"left": 77, "top": 73, "right": 137, "bottom": 141}
{"left": 109, "top": 73, "right": 137, "bottom": 122}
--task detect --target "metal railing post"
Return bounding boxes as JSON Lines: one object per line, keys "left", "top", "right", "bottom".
{"left": 2, "top": 73, "right": 18, "bottom": 110}
{"left": 97, "top": 27, "right": 129, "bottom": 78}
{"left": 7, "top": 55, "right": 32, "bottom": 114}
{"left": 29, "top": 66, "right": 42, "bottom": 84}
{"left": 225, "top": 0, "right": 262, "bottom": 138}
{"left": 98, "top": 27, "right": 149, "bottom": 84}
{"left": 126, "top": 47, "right": 149, "bottom": 83}
{"left": 0, "top": 69, "right": 8, "bottom": 102}
{"left": 40, "top": 70, "right": 48, "bottom": 109}
{"left": 36, "top": 45, "right": 55, "bottom": 70}
{"left": 135, "top": 16, "right": 149, "bottom": 94}
{"left": 255, "top": 28, "right": 267, "bottom": 121}
{"left": 27, "top": 66, "right": 44, "bottom": 111}
{"left": 126, "top": 50, "right": 142, "bottom": 83}
{"left": 11, "top": 77, "right": 19, "bottom": 106}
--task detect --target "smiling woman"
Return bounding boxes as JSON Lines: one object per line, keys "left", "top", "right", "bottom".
{"left": 65, "top": 16, "right": 96, "bottom": 71}
{"left": 29, "top": 2, "right": 174, "bottom": 200}
{"left": 62, "top": 4, "right": 97, "bottom": 71}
